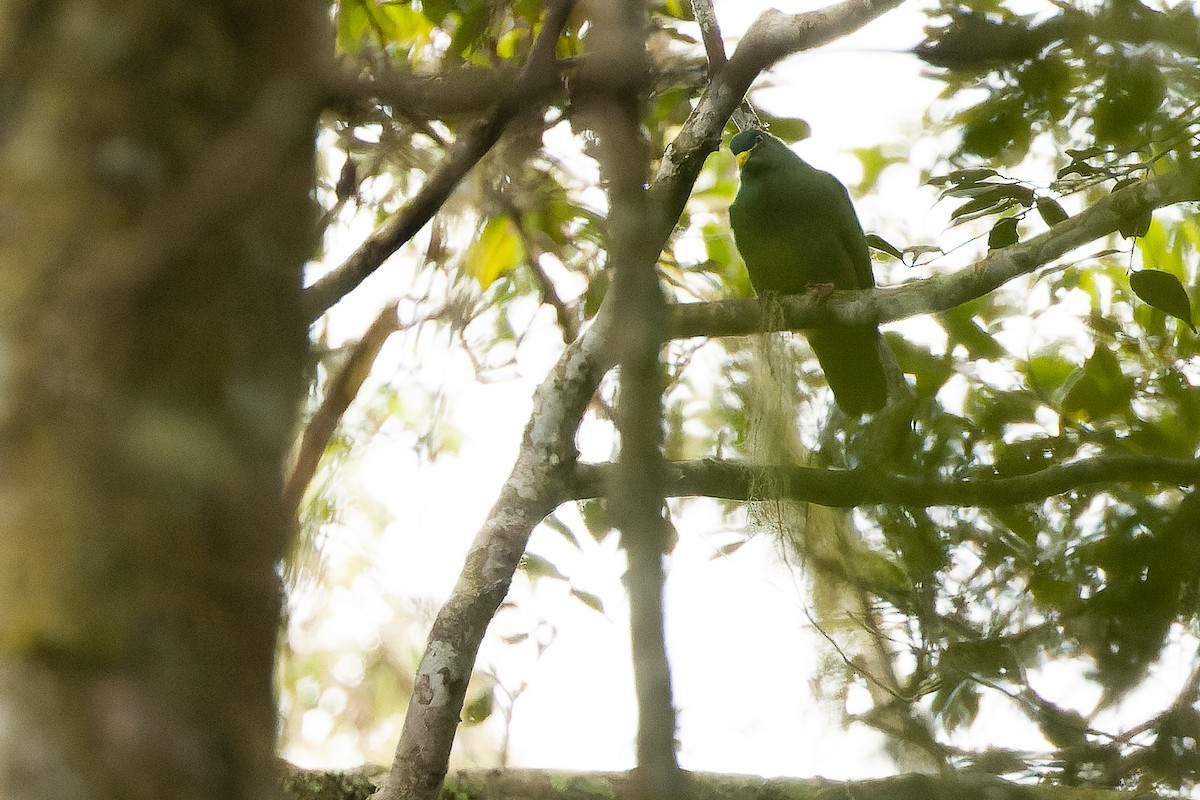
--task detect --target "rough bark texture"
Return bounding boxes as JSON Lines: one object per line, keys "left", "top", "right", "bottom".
{"left": 0, "top": 3, "right": 322, "bottom": 798}
{"left": 577, "top": 2, "right": 680, "bottom": 795}
{"left": 374, "top": 315, "right": 611, "bottom": 800}
{"left": 290, "top": 765, "right": 1143, "bottom": 800}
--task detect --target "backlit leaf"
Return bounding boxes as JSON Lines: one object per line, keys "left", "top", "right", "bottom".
{"left": 466, "top": 216, "right": 526, "bottom": 290}
{"left": 570, "top": 589, "right": 605, "bottom": 615}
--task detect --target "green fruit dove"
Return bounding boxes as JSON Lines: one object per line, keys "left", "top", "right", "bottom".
{"left": 729, "top": 129, "right": 889, "bottom": 415}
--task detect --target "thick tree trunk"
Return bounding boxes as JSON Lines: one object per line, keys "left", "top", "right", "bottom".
{"left": 0, "top": 3, "right": 321, "bottom": 798}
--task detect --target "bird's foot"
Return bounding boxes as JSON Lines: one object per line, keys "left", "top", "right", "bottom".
{"left": 806, "top": 282, "right": 837, "bottom": 302}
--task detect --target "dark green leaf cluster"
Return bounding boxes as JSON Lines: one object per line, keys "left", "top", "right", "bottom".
{"left": 921, "top": 0, "right": 1200, "bottom": 165}
{"left": 833, "top": 240, "right": 1200, "bottom": 785}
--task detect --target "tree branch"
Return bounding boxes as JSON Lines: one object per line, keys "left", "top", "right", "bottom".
{"left": 283, "top": 303, "right": 404, "bottom": 518}
{"left": 572, "top": 455, "right": 1200, "bottom": 508}
{"left": 667, "top": 167, "right": 1200, "bottom": 340}
{"left": 372, "top": 293, "right": 610, "bottom": 800}
{"left": 690, "top": 0, "right": 759, "bottom": 130}
{"left": 373, "top": 4, "right": 911, "bottom": 798}
{"left": 323, "top": 62, "right": 517, "bottom": 119}
{"left": 577, "top": 1, "right": 680, "bottom": 793}
{"left": 294, "top": 764, "right": 1148, "bottom": 800}
{"left": 303, "top": 0, "right": 576, "bottom": 323}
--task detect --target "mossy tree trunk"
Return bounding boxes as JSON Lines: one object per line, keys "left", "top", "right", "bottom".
{"left": 0, "top": 3, "right": 322, "bottom": 798}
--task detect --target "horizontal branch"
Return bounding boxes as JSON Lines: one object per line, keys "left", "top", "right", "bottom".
{"left": 668, "top": 167, "right": 1200, "bottom": 340}
{"left": 323, "top": 63, "right": 516, "bottom": 118}
{"left": 284, "top": 764, "right": 1139, "bottom": 800}
{"left": 573, "top": 454, "right": 1200, "bottom": 508}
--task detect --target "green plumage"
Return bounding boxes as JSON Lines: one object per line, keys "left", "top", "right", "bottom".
{"left": 729, "top": 129, "right": 888, "bottom": 415}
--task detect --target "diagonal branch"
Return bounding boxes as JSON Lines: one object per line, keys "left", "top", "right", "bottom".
{"left": 302, "top": 0, "right": 577, "bottom": 323}
{"left": 283, "top": 302, "right": 405, "bottom": 518}
{"left": 372, "top": 310, "right": 612, "bottom": 800}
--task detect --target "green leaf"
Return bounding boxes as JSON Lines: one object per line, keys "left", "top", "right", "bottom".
{"left": 336, "top": 0, "right": 372, "bottom": 53}
{"left": 1130, "top": 269, "right": 1196, "bottom": 333}
{"left": 711, "top": 538, "right": 750, "bottom": 558}
{"left": 1036, "top": 705, "right": 1089, "bottom": 749}
{"left": 932, "top": 678, "right": 980, "bottom": 731}
{"left": 958, "top": 96, "right": 1032, "bottom": 162}
{"left": 988, "top": 217, "right": 1020, "bottom": 250}
{"left": 465, "top": 216, "right": 525, "bottom": 289}
{"left": 496, "top": 28, "right": 528, "bottom": 59}
{"left": 1036, "top": 197, "right": 1069, "bottom": 226}
{"left": 759, "top": 113, "right": 810, "bottom": 143}
{"left": 1026, "top": 351, "right": 1077, "bottom": 397}
{"left": 866, "top": 233, "right": 904, "bottom": 261}
{"left": 852, "top": 146, "right": 905, "bottom": 193}
{"left": 1029, "top": 569, "right": 1080, "bottom": 609}
{"left": 519, "top": 553, "right": 566, "bottom": 581}
{"left": 949, "top": 185, "right": 1034, "bottom": 225}
{"left": 583, "top": 267, "right": 610, "bottom": 320}
{"left": 1061, "top": 345, "right": 1133, "bottom": 421}
{"left": 1093, "top": 55, "right": 1166, "bottom": 146}
{"left": 1113, "top": 179, "right": 1152, "bottom": 239}
{"left": 944, "top": 638, "right": 1020, "bottom": 681}
{"left": 928, "top": 167, "right": 999, "bottom": 187}
{"left": 885, "top": 334, "right": 954, "bottom": 398}
{"left": 578, "top": 498, "right": 613, "bottom": 542}
{"left": 570, "top": 588, "right": 605, "bottom": 615}
{"left": 938, "top": 303, "right": 1008, "bottom": 360}
{"left": 461, "top": 685, "right": 495, "bottom": 725}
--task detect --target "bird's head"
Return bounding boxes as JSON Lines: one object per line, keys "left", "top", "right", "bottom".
{"left": 729, "top": 128, "right": 768, "bottom": 169}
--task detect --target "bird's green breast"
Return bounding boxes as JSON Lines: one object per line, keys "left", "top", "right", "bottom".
{"left": 730, "top": 142, "right": 870, "bottom": 295}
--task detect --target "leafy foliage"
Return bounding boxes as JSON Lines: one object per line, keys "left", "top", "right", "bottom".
{"left": 288, "top": 0, "right": 1200, "bottom": 792}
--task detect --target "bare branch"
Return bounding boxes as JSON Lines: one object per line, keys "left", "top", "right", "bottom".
{"left": 324, "top": 62, "right": 516, "bottom": 118}
{"left": 577, "top": 0, "right": 680, "bottom": 793}
{"left": 690, "top": 0, "right": 759, "bottom": 130}
{"left": 302, "top": 1, "right": 576, "bottom": 322}
{"left": 691, "top": 0, "right": 729, "bottom": 73}
{"left": 283, "top": 303, "right": 404, "bottom": 518}
{"left": 572, "top": 455, "right": 1200, "bottom": 508}
{"left": 372, "top": 245, "right": 607, "bottom": 800}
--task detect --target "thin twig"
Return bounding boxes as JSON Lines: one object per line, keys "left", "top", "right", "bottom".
{"left": 283, "top": 302, "right": 406, "bottom": 517}
{"left": 500, "top": 200, "right": 580, "bottom": 343}
{"left": 690, "top": 0, "right": 760, "bottom": 130}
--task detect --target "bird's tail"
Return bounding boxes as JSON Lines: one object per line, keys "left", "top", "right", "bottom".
{"left": 808, "top": 327, "right": 889, "bottom": 415}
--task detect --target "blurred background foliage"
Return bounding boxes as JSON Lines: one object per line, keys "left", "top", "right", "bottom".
{"left": 281, "top": 0, "right": 1200, "bottom": 792}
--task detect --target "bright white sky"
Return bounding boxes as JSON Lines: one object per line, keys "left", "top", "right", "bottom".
{"left": 284, "top": 0, "right": 1154, "bottom": 780}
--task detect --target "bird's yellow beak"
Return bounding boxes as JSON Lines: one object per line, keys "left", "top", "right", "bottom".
{"left": 735, "top": 150, "right": 751, "bottom": 168}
